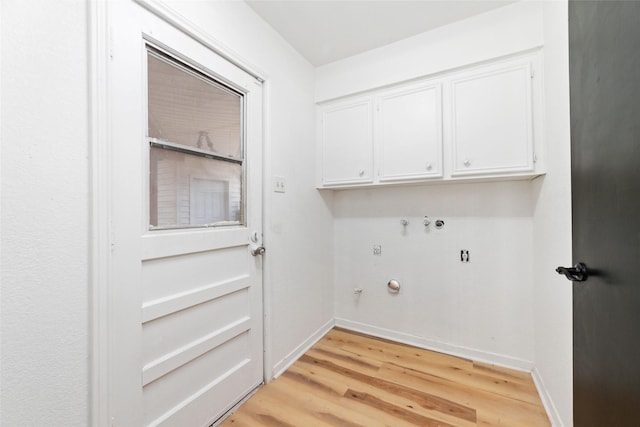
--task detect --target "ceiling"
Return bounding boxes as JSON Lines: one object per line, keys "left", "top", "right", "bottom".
{"left": 246, "top": 0, "right": 518, "bottom": 66}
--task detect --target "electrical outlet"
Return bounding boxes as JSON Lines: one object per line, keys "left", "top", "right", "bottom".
{"left": 373, "top": 245, "right": 382, "bottom": 256}
{"left": 273, "top": 175, "right": 286, "bottom": 193}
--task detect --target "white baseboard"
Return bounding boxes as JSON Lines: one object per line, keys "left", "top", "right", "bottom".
{"left": 531, "top": 367, "right": 564, "bottom": 427}
{"left": 271, "top": 319, "right": 335, "bottom": 379}
{"left": 335, "top": 318, "right": 534, "bottom": 373}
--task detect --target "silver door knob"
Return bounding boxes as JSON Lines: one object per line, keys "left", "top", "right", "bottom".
{"left": 251, "top": 246, "right": 266, "bottom": 256}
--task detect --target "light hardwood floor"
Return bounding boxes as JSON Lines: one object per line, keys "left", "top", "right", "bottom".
{"left": 220, "top": 328, "right": 550, "bottom": 426}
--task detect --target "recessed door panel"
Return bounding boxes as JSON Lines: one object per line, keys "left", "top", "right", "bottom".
{"left": 321, "top": 100, "right": 373, "bottom": 185}
{"left": 142, "top": 332, "right": 252, "bottom": 426}
{"left": 379, "top": 83, "right": 443, "bottom": 181}
{"left": 451, "top": 63, "right": 534, "bottom": 175}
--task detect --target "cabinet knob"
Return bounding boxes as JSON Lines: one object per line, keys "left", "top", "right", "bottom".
{"left": 358, "top": 169, "right": 365, "bottom": 176}
{"left": 426, "top": 162, "right": 432, "bottom": 171}
{"left": 463, "top": 159, "right": 471, "bottom": 167}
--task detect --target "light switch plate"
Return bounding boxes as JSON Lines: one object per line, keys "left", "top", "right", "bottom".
{"left": 273, "top": 175, "right": 286, "bottom": 193}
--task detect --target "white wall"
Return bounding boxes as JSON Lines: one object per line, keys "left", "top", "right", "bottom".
{"left": 317, "top": 1, "right": 573, "bottom": 425}
{"left": 158, "top": 0, "right": 335, "bottom": 378}
{"left": 333, "top": 182, "right": 535, "bottom": 367}
{"left": 316, "top": 0, "right": 543, "bottom": 102}
{"left": 0, "top": 0, "right": 90, "bottom": 425}
{"left": 532, "top": 2, "right": 573, "bottom": 426}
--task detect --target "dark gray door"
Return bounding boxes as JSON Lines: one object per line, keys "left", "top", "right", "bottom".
{"left": 568, "top": 1, "right": 640, "bottom": 425}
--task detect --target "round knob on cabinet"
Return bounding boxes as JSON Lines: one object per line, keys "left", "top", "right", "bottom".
{"left": 426, "top": 162, "right": 432, "bottom": 171}
{"left": 463, "top": 159, "right": 471, "bottom": 167}
{"left": 358, "top": 169, "right": 365, "bottom": 176}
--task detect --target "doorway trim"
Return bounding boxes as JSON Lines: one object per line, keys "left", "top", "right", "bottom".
{"left": 88, "top": 1, "right": 110, "bottom": 425}
{"left": 88, "top": 1, "right": 270, "bottom": 425}
{"left": 134, "top": 0, "right": 266, "bottom": 83}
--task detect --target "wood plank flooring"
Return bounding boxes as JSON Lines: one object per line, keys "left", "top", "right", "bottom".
{"left": 220, "top": 328, "right": 550, "bottom": 426}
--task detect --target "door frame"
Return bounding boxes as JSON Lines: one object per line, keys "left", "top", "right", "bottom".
{"left": 88, "top": 1, "right": 271, "bottom": 425}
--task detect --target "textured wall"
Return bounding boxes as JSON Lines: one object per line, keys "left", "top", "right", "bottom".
{"left": 333, "top": 182, "right": 535, "bottom": 366}
{"left": 0, "top": 0, "right": 90, "bottom": 425}
{"left": 315, "top": 1, "right": 544, "bottom": 102}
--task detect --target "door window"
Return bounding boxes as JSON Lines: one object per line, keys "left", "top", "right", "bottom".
{"left": 147, "top": 47, "right": 244, "bottom": 229}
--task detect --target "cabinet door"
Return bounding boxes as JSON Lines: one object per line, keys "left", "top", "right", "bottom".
{"left": 451, "top": 61, "right": 534, "bottom": 176}
{"left": 321, "top": 100, "right": 373, "bottom": 185}
{"left": 378, "top": 83, "right": 443, "bottom": 181}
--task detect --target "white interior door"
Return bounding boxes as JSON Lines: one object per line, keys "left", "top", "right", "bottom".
{"left": 108, "top": 3, "right": 264, "bottom": 426}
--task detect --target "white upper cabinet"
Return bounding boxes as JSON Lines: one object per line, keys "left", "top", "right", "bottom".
{"left": 320, "top": 98, "right": 374, "bottom": 185}
{"left": 378, "top": 83, "right": 443, "bottom": 182}
{"left": 317, "top": 51, "right": 542, "bottom": 189}
{"left": 450, "top": 58, "right": 534, "bottom": 176}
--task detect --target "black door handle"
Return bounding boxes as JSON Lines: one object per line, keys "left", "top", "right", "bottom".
{"left": 556, "top": 262, "right": 588, "bottom": 282}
